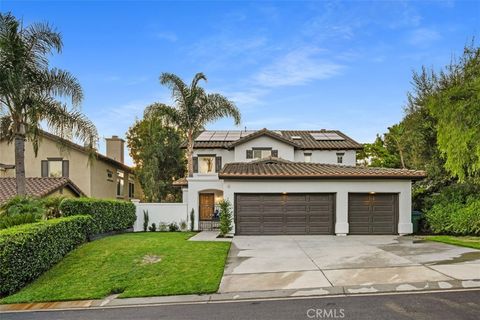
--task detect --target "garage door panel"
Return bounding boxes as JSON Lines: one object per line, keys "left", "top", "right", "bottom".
{"left": 348, "top": 193, "right": 398, "bottom": 235}
{"left": 236, "top": 193, "right": 334, "bottom": 235}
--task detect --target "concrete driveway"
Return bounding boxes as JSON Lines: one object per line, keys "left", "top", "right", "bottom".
{"left": 219, "top": 236, "right": 480, "bottom": 293}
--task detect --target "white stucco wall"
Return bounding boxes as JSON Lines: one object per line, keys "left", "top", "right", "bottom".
{"left": 234, "top": 136, "right": 295, "bottom": 162}
{"left": 133, "top": 202, "right": 188, "bottom": 231}
{"left": 221, "top": 179, "right": 413, "bottom": 235}
{"left": 294, "top": 150, "right": 357, "bottom": 165}
{"left": 193, "top": 148, "right": 235, "bottom": 164}
{"left": 186, "top": 176, "right": 225, "bottom": 230}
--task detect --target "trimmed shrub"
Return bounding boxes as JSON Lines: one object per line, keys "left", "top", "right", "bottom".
{"left": 0, "top": 196, "right": 44, "bottom": 218}
{"left": 0, "top": 215, "right": 92, "bottom": 295}
{"left": 0, "top": 213, "right": 39, "bottom": 229}
{"left": 426, "top": 198, "right": 480, "bottom": 235}
{"left": 218, "top": 199, "right": 233, "bottom": 236}
{"left": 41, "top": 196, "right": 65, "bottom": 219}
{"left": 168, "top": 222, "right": 179, "bottom": 232}
{"left": 60, "top": 198, "right": 136, "bottom": 234}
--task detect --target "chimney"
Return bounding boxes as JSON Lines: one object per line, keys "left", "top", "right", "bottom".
{"left": 105, "top": 135, "right": 125, "bottom": 163}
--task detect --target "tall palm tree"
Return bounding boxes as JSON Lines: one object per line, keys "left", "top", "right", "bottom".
{"left": 0, "top": 13, "right": 98, "bottom": 195}
{"left": 146, "top": 73, "right": 241, "bottom": 177}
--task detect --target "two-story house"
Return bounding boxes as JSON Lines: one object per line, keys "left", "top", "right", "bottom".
{"left": 0, "top": 131, "right": 142, "bottom": 202}
{"left": 175, "top": 129, "right": 425, "bottom": 236}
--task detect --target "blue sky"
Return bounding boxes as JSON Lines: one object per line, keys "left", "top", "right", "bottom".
{"left": 2, "top": 0, "right": 479, "bottom": 165}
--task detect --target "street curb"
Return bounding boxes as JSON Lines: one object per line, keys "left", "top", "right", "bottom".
{"left": 1, "top": 279, "right": 479, "bottom": 313}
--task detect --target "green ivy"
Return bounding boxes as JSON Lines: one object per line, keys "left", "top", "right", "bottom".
{"left": 0, "top": 215, "right": 92, "bottom": 295}
{"left": 60, "top": 198, "right": 136, "bottom": 234}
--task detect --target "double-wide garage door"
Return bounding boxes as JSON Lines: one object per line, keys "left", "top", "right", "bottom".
{"left": 235, "top": 193, "right": 335, "bottom": 235}
{"left": 348, "top": 193, "right": 399, "bottom": 235}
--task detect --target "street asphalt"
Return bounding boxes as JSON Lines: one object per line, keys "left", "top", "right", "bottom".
{"left": 2, "top": 289, "right": 480, "bottom": 320}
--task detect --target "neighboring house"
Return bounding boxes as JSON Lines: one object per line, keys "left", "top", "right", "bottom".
{"left": 0, "top": 131, "right": 142, "bottom": 201}
{"left": 0, "top": 177, "right": 84, "bottom": 203}
{"left": 174, "top": 128, "right": 425, "bottom": 236}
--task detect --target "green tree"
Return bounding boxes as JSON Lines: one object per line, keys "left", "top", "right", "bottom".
{"left": 146, "top": 73, "right": 241, "bottom": 177}
{"left": 127, "top": 107, "right": 186, "bottom": 202}
{"left": 0, "top": 13, "right": 97, "bottom": 195}
{"left": 426, "top": 44, "right": 480, "bottom": 182}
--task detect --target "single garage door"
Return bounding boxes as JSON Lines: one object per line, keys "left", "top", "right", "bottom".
{"left": 348, "top": 193, "right": 398, "bottom": 235}
{"left": 235, "top": 193, "right": 335, "bottom": 235}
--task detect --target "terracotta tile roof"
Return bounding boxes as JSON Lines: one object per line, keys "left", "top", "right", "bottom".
{"left": 227, "top": 129, "right": 302, "bottom": 149}
{"left": 219, "top": 158, "right": 426, "bottom": 180}
{"left": 172, "top": 177, "right": 188, "bottom": 187}
{"left": 0, "top": 177, "right": 84, "bottom": 203}
{"left": 190, "top": 129, "right": 363, "bottom": 150}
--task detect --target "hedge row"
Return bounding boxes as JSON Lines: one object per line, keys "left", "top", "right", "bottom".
{"left": 0, "top": 215, "right": 92, "bottom": 295}
{"left": 60, "top": 198, "right": 136, "bottom": 234}
{"left": 426, "top": 199, "right": 480, "bottom": 235}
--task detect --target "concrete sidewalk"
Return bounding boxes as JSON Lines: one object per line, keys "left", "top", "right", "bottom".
{"left": 1, "top": 279, "right": 480, "bottom": 313}
{"left": 0, "top": 280, "right": 480, "bottom": 314}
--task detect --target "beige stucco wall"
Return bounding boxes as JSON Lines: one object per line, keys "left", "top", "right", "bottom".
{"left": 0, "top": 137, "right": 92, "bottom": 196}
{"left": 0, "top": 136, "right": 143, "bottom": 200}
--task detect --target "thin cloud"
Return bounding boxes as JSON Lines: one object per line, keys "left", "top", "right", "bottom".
{"left": 253, "top": 47, "right": 344, "bottom": 87}
{"left": 156, "top": 31, "right": 178, "bottom": 42}
{"left": 408, "top": 28, "right": 441, "bottom": 46}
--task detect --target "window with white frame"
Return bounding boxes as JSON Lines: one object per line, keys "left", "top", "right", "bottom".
{"left": 252, "top": 148, "right": 272, "bottom": 159}
{"left": 304, "top": 153, "right": 312, "bottom": 163}
{"left": 48, "top": 160, "right": 63, "bottom": 177}
{"left": 116, "top": 170, "right": 124, "bottom": 197}
{"left": 336, "top": 152, "right": 344, "bottom": 164}
{"left": 199, "top": 155, "right": 215, "bottom": 174}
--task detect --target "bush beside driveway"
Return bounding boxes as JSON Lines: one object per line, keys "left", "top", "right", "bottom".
{"left": 1, "top": 232, "right": 230, "bottom": 304}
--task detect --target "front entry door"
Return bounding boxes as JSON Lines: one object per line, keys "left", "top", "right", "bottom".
{"left": 199, "top": 193, "right": 215, "bottom": 221}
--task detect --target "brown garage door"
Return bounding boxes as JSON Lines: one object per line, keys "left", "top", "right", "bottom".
{"left": 348, "top": 193, "right": 398, "bottom": 235}
{"left": 235, "top": 193, "right": 335, "bottom": 235}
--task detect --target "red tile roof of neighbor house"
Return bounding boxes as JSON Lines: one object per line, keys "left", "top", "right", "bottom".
{"left": 172, "top": 177, "right": 188, "bottom": 187}
{"left": 0, "top": 177, "right": 85, "bottom": 203}
{"left": 190, "top": 129, "right": 364, "bottom": 150}
{"left": 218, "top": 158, "right": 426, "bottom": 180}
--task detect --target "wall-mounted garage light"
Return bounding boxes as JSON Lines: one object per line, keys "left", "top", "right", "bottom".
{"left": 282, "top": 192, "right": 287, "bottom": 195}
{"left": 369, "top": 192, "right": 376, "bottom": 194}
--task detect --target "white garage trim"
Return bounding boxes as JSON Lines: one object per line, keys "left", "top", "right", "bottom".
{"left": 220, "top": 179, "right": 412, "bottom": 236}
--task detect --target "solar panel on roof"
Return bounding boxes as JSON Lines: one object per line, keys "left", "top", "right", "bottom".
{"left": 195, "top": 131, "right": 214, "bottom": 141}
{"left": 310, "top": 132, "right": 345, "bottom": 141}
{"left": 210, "top": 132, "right": 228, "bottom": 141}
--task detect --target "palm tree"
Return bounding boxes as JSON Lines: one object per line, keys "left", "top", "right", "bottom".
{"left": 146, "top": 73, "right": 241, "bottom": 177}
{"left": 0, "top": 13, "right": 98, "bottom": 195}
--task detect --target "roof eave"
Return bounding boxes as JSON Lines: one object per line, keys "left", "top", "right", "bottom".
{"left": 219, "top": 174, "right": 426, "bottom": 180}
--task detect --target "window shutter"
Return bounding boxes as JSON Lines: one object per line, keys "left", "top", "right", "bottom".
{"left": 272, "top": 150, "right": 278, "bottom": 157}
{"left": 62, "top": 160, "right": 69, "bottom": 177}
{"left": 246, "top": 150, "right": 253, "bottom": 159}
{"left": 215, "top": 156, "right": 222, "bottom": 173}
{"left": 193, "top": 157, "right": 198, "bottom": 173}
{"left": 41, "top": 160, "right": 48, "bottom": 177}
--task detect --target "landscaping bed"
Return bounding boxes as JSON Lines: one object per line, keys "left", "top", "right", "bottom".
{"left": 426, "top": 236, "right": 480, "bottom": 250}
{"left": 0, "top": 232, "right": 231, "bottom": 304}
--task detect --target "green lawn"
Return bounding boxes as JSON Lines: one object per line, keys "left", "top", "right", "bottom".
{"left": 1, "top": 232, "right": 231, "bottom": 304}
{"left": 426, "top": 235, "right": 480, "bottom": 250}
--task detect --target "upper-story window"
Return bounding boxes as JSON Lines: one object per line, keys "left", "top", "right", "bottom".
{"left": 199, "top": 155, "right": 215, "bottom": 174}
{"left": 253, "top": 148, "right": 272, "bottom": 159}
{"left": 117, "top": 170, "right": 124, "bottom": 197}
{"left": 336, "top": 152, "right": 344, "bottom": 164}
{"left": 41, "top": 159, "right": 69, "bottom": 178}
{"left": 128, "top": 176, "right": 135, "bottom": 198}
{"left": 304, "top": 153, "right": 312, "bottom": 163}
